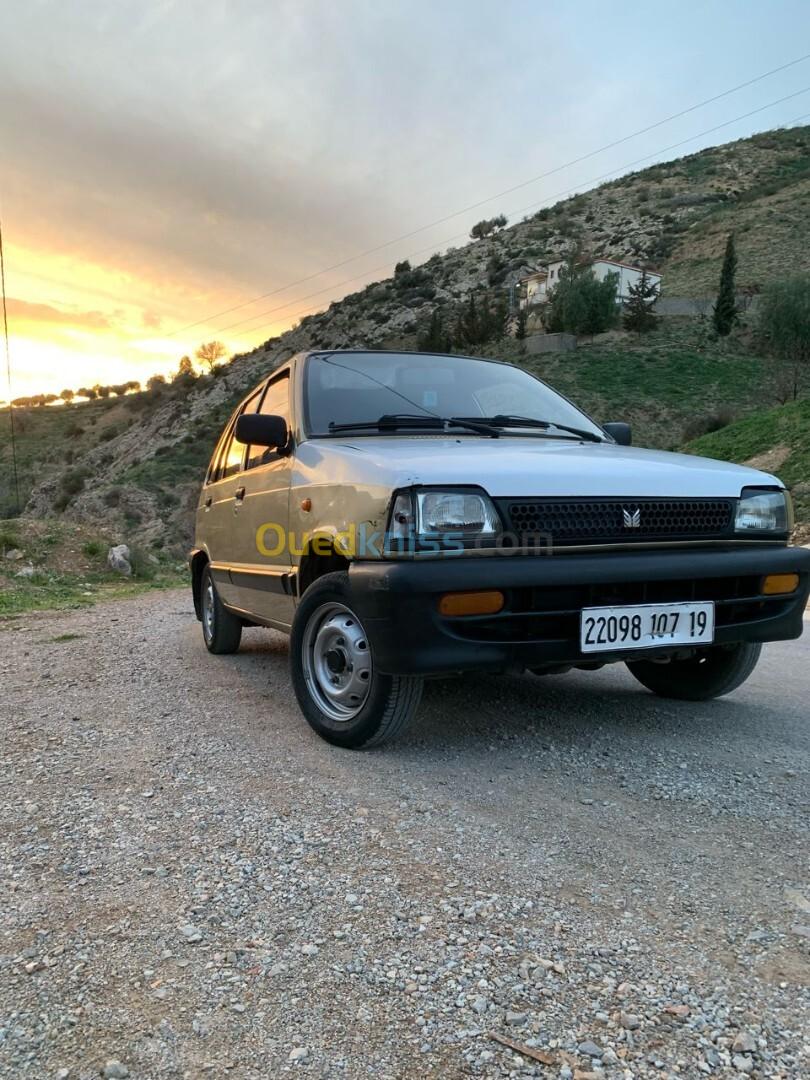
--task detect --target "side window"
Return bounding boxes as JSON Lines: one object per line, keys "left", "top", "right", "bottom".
{"left": 219, "top": 431, "right": 246, "bottom": 480}
{"left": 246, "top": 373, "right": 290, "bottom": 470}
{"left": 209, "top": 389, "right": 263, "bottom": 483}
{"left": 205, "top": 424, "right": 232, "bottom": 485}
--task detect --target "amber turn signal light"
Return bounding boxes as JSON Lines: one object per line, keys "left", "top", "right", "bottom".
{"left": 761, "top": 573, "right": 799, "bottom": 595}
{"left": 438, "top": 590, "right": 505, "bottom": 617}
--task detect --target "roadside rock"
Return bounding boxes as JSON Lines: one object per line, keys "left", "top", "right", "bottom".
{"left": 732, "top": 1031, "right": 757, "bottom": 1054}
{"left": 107, "top": 544, "right": 132, "bottom": 576}
{"left": 101, "top": 1062, "right": 129, "bottom": 1079}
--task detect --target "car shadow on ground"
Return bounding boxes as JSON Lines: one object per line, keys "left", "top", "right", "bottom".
{"left": 227, "top": 625, "right": 764, "bottom": 757}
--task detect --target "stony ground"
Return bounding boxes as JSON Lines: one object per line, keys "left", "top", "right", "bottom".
{"left": 1, "top": 590, "right": 808, "bottom": 1080}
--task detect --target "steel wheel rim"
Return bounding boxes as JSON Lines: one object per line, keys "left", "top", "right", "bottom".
{"left": 301, "top": 602, "right": 372, "bottom": 722}
{"left": 202, "top": 576, "right": 215, "bottom": 643}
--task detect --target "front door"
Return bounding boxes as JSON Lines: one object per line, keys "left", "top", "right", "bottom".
{"left": 200, "top": 387, "right": 263, "bottom": 609}
{"left": 229, "top": 371, "right": 295, "bottom": 628}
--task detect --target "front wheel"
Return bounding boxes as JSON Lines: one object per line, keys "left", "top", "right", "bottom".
{"left": 626, "top": 642, "right": 762, "bottom": 701}
{"left": 290, "top": 572, "right": 422, "bottom": 748}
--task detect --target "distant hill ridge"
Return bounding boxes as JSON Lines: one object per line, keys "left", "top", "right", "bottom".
{"left": 10, "top": 123, "right": 810, "bottom": 548}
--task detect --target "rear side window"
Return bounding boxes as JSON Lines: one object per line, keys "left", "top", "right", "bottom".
{"left": 207, "top": 387, "right": 263, "bottom": 483}
{"left": 246, "top": 373, "right": 290, "bottom": 470}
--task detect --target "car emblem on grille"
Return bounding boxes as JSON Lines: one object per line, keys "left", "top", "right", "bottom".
{"left": 622, "top": 508, "right": 641, "bottom": 528}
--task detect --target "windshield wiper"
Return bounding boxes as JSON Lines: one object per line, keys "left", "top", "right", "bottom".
{"left": 328, "top": 413, "right": 500, "bottom": 437}
{"left": 455, "top": 413, "right": 603, "bottom": 443}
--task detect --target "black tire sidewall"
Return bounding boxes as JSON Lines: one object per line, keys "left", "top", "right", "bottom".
{"left": 201, "top": 564, "right": 242, "bottom": 654}
{"left": 627, "top": 641, "right": 761, "bottom": 701}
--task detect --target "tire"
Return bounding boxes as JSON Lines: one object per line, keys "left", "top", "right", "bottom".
{"left": 290, "top": 571, "right": 423, "bottom": 748}
{"left": 626, "top": 642, "right": 762, "bottom": 701}
{"left": 200, "top": 564, "right": 242, "bottom": 655}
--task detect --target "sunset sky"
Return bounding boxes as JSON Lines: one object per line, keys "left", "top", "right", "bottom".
{"left": 2, "top": 0, "right": 810, "bottom": 399}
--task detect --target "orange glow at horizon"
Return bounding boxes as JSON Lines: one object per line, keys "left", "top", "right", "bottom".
{"left": 1, "top": 239, "right": 294, "bottom": 402}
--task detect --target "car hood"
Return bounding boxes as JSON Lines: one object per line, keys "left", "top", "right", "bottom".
{"left": 308, "top": 435, "right": 781, "bottom": 498}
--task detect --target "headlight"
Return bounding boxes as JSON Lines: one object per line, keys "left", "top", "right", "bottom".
{"left": 416, "top": 491, "right": 500, "bottom": 536}
{"left": 387, "top": 488, "right": 501, "bottom": 546}
{"left": 735, "top": 488, "right": 791, "bottom": 533}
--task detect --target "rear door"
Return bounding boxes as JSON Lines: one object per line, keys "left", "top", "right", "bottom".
{"left": 229, "top": 370, "right": 295, "bottom": 628}
{"left": 198, "top": 388, "right": 263, "bottom": 608}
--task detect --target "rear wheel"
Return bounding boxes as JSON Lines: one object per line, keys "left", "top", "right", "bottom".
{"left": 290, "top": 571, "right": 422, "bottom": 748}
{"left": 626, "top": 642, "right": 761, "bottom": 701}
{"left": 200, "top": 564, "right": 242, "bottom": 655}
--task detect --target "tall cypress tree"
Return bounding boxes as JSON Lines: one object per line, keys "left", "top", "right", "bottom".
{"left": 713, "top": 233, "right": 737, "bottom": 336}
{"left": 463, "top": 294, "right": 481, "bottom": 345}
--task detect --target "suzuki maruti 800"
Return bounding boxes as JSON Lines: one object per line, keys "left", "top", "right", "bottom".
{"left": 191, "top": 350, "right": 810, "bottom": 747}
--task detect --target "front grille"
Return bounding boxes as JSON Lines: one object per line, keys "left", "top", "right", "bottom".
{"left": 500, "top": 497, "right": 734, "bottom": 546}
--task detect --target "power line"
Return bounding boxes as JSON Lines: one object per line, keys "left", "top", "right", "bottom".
{"left": 0, "top": 206, "right": 22, "bottom": 518}
{"left": 207, "top": 83, "right": 810, "bottom": 342}
{"left": 166, "top": 51, "right": 810, "bottom": 339}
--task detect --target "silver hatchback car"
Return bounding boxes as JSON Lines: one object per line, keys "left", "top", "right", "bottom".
{"left": 191, "top": 350, "right": 809, "bottom": 747}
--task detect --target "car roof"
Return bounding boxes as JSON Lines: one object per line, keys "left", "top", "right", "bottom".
{"left": 303, "top": 348, "right": 513, "bottom": 368}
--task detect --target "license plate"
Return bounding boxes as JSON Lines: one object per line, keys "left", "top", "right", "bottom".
{"left": 580, "top": 601, "right": 715, "bottom": 653}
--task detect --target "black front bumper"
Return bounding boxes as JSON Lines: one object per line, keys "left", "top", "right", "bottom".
{"left": 348, "top": 546, "right": 810, "bottom": 676}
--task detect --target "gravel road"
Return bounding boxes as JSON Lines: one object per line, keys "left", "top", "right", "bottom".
{"left": 1, "top": 590, "right": 808, "bottom": 1080}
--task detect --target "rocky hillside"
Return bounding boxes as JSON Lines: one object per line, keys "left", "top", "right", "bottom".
{"left": 15, "top": 123, "right": 810, "bottom": 551}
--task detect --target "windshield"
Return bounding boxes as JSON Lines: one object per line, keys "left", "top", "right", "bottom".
{"left": 304, "top": 351, "right": 603, "bottom": 439}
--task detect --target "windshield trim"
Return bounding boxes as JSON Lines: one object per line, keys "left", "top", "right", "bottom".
{"left": 301, "top": 349, "right": 608, "bottom": 442}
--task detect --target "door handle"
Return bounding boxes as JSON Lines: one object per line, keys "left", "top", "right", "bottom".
{"left": 235, "top": 486, "right": 246, "bottom": 501}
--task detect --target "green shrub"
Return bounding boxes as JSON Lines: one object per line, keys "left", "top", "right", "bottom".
{"left": 81, "top": 540, "right": 105, "bottom": 558}
{"left": 127, "top": 544, "right": 157, "bottom": 580}
{"left": 682, "top": 408, "right": 736, "bottom": 442}
{"left": 0, "top": 528, "right": 20, "bottom": 552}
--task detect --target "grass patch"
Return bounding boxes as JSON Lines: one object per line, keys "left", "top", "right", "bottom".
{"left": 687, "top": 397, "right": 810, "bottom": 527}
{"left": 482, "top": 322, "right": 767, "bottom": 449}
{"left": 0, "top": 518, "right": 188, "bottom": 616}
{"left": 0, "top": 568, "right": 188, "bottom": 617}
{"left": 46, "top": 632, "right": 85, "bottom": 643}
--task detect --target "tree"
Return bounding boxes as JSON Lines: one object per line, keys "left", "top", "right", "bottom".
{"left": 417, "top": 307, "right": 451, "bottom": 353}
{"left": 173, "top": 355, "right": 197, "bottom": 385}
{"left": 196, "top": 340, "right": 228, "bottom": 373}
{"left": 515, "top": 307, "right": 528, "bottom": 340}
{"left": 712, "top": 233, "right": 737, "bottom": 336}
{"left": 546, "top": 260, "right": 619, "bottom": 336}
{"left": 146, "top": 374, "right": 167, "bottom": 394}
{"left": 125, "top": 380, "right": 141, "bottom": 393}
{"left": 463, "top": 293, "right": 482, "bottom": 346}
{"left": 469, "top": 214, "right": 508, "bottom": 241}
{"left": 623, "top": 270, "right": 659, "bottom": 334}
{"left": 93, "top": 383, "right": 111, "bottom": 399}
{"left": 482, "top": 292, "right": 508, "bottom": 342}
{"left": 757, "top": 275, "right": 810, "bottom": 401}
{"left": 77, "top": 387, "right": 98, "bottom": 400}
{"left": 59, "top": 388, "right": 75, "bottom": 404}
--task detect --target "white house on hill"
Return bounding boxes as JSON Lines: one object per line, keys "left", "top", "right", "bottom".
{"left": 518, "top": 258, "right": 661, "bottom": 308}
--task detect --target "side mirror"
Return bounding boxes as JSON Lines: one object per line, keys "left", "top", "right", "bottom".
{"left": 603, "top": 421, "right": 632, "bottom": 446}
{"left": 235, "top": 412, "right": 288, "bottom": 449}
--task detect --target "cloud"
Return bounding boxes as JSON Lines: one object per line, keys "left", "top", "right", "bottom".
{"left": 6, "top": 297, "right": 113, "bottom": 331}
